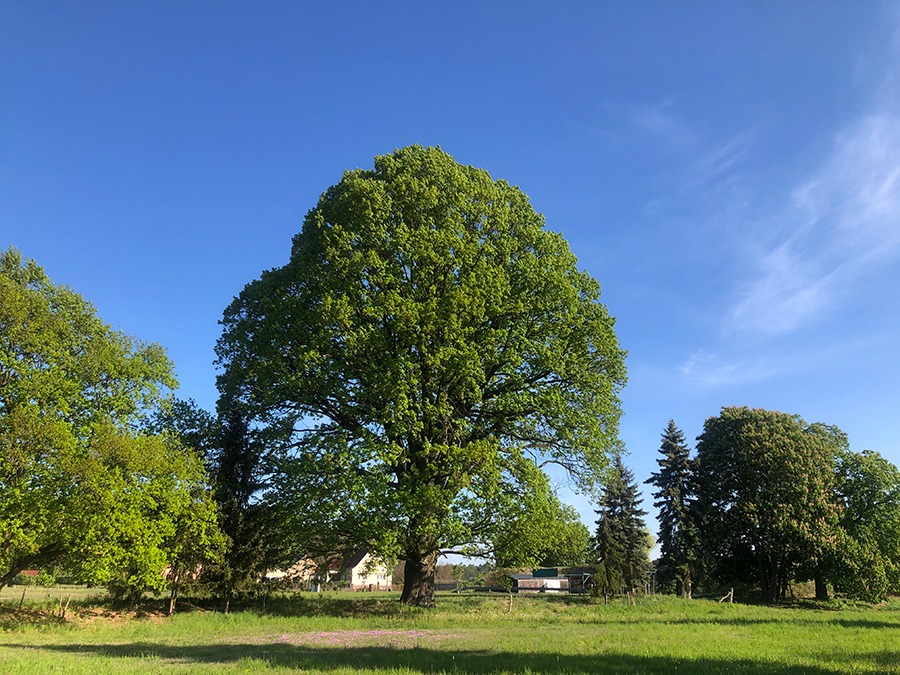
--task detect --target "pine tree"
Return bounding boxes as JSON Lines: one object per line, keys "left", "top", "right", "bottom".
{"left": 592, "top": 454, "right": 653, "bottom": 600}
{"left": 646, "top": 420, "right": 698, "bottom": 598}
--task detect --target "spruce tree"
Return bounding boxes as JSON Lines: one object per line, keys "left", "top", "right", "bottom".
{"left": 646, "top": 420, "right": 698, "bottom": 598}
{"left": 592, "top": 454, "right": 653, "bottom": 599}
{"left": 592, "top": 511, "right": 625, "bottom": 603}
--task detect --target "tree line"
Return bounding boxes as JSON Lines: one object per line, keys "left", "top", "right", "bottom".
{"left": 1, "top": 146, "right": 627, "bottom": 609}
{"left": 3, "top": 146, "right": 895, "bottom": 609}
{"left": 643, "top": 411, "right": 900, "bottom": 603}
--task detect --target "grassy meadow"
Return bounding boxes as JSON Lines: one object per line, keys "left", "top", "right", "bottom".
{"left": 1, "top": 591, "right": 899, "bottom": 674}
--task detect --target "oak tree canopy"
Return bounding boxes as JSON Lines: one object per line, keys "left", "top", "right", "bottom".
{"left": 216, "top": 146, "right": 627, "bottom": 606}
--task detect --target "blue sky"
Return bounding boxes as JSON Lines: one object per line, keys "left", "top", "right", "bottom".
{"left": 3, "top": 2, "right": 899, "bottom": 542}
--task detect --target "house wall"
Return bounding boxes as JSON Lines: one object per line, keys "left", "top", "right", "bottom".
{"left": 349, "top": 554, "right": 391, "bottom": 590}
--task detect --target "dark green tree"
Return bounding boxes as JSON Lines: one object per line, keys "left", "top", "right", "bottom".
{"left": 694, "top": 407, "right": 840, "bottom": 604}
{"left": 592, "top": 454, "right": 653, "bottom": 599}
{"left": 208, "top": 402, "right": 284, "bottom": 612}
{"left": 215, "top": 146, "right": 627, "bottom": 606}
{"left": 151, "top": 398, "right": 284, "bottom": 612}
{"left": 646, "top": 420, "right": 698, "bottom": 598}
{"left": 591, "top": 517, "right": 625, "bottom": 604}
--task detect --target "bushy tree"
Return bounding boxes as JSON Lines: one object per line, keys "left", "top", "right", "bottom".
{"left": 831, "top": 448, "right": 900, "bottom": 599}
{"left": 592, "top": 454, "right": 653, "bottom": 599}
{"left": 646, "top": 420, "right": 698, "bottom": 597}
{"left": 536, "top": 504, "right": 591, "bottom": 568}
{"left": 0, "top": 249, "right": 221, "bottom": 596}
{"left": 215, "top": 146, "right": 627, "bottom": 606}
{"left": 488, "top": 471, "right": 590, "bottom": 569}
{"left": 694, "top": 407, "right": 839, "bottom": 604}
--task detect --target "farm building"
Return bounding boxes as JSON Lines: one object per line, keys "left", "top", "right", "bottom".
{"left": 510, "top": 570, "right": 570, "bottom": 593}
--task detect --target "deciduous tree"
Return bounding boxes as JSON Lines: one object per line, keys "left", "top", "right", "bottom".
{"left": 693, "top": 407, "right": 839, "bottom": 604}
{"left": 0, "top": 249, "right": 220, "bottom": 595}
{"left": 215, "top": 146, "right": 627, "bottom": 606}
{"left": 832, "top": 448, "right": 900, "bottom": 599}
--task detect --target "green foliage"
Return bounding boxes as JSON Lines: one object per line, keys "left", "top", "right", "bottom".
{"left": 10, "top": 572, "right": 37, "bottom": 587}
{"left": 592, "top": 454, "right": 653, "bottom": 598}
{"left": 832, "top": 448, "right": 900, "bottom": 597}
{"left": 0, "top": 248, "right": 222, "bottom": 598}
{"left": 35, "top": 569, "right": 55, "bottom": 587}
{"left": 646, "top": 420, "right": 698, "bottom": 597}
{"left": 215, "top": 146, "right": 626, "bottom": 605}
{"left": 209, "top": 404, "right": 283, "bottom": 605}
{"left": 694, "top": 407, "right": 841, "bottom": 604}
{"left": 535, "top": 504, "right": 591, "bottom": 568}
{"left": 591, "top": 521, "right": 625, "bottom": 601}
{"left": 150, "top": 398, "right": 281, "bottom": 607}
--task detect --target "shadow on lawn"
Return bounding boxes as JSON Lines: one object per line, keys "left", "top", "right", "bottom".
{"left": 5, "top": 641, "right": 899, "bottom": 674}
{"left": 5, "top": 594, "right": 898, "bottom": 633}
{"left": 194, "top": 593, "right": 900, "bottom": 627}
{"left": 659, "top": 615, "right": 900, "bottom": 630}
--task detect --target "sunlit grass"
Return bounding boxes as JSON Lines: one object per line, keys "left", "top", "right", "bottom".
{"left": 1, "top": 592, "right": 899, "bottom": 673}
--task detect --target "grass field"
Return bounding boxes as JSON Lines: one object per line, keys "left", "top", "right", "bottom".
{"left": 1, "top": 591, "right": 899, "bottom": 674}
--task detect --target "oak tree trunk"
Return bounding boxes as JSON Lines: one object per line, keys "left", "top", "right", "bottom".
{"left": 756, "top": 550, "right": 771, "bottom": 603}
{"left": 400, "top": 550, "right": 438, "bottom": 607}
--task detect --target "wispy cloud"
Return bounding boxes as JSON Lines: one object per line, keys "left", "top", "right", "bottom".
{"left": 690, "top": 130, "right": 758, "bottom": 186}
{"left": 678, "top": 348, "right": 777, "bottom": 388}
{"left": 631, "top": 99, "right": 677, "bottom": 135}
{"left": 728, "top": 111, "right": 900, "bottom": 335}
{"left": 678, "top": 336, "right": 883, "bottom": 390}
{"left": 624, "top": 99, "right": 696, "bottom": 150}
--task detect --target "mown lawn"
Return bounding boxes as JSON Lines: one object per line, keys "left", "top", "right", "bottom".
{"left": 1, "top": 592, "right": 898, "bottom": 674}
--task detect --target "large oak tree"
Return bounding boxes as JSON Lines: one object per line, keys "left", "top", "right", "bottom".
{"left": 216, "top": 146, "right": 626, "bottom": 606}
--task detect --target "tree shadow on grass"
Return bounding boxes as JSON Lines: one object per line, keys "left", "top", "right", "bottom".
{"left": 659, "top": 615, "right": 900, "bottom": 630}
{"left": 5, "top": 641, "right": 899, "bottom": 674}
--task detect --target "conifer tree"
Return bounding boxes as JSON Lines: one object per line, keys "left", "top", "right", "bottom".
{"left": 646, "top": 420, "right": 698, "bottom": 598}
{"left": 151, "top": 398, "right": 282, "bottom": 612}
{"left": 592, "top": 511, "right": 625, "bottom": 603}
{"left": 205, "top": 402, "right": 285, "bottom": 613}
{"left": 592, "top": 454, "right": 653, "bottom": 599}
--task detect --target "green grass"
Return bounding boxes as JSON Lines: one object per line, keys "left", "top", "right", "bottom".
{"left": 0, "top": 583, "right": 103, "bottom": 605}
{"left": 1, "top": 592, "right": 899, "bottom": 673}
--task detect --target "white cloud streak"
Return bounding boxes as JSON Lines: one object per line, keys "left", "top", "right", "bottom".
{"left": 679, "top": 336, "right": 882, "bottom": 390}
{"left": 729, "top": 111, "right": 900, "bottom": 335}
{"left": 678, "top": 348, "right": 777, "bottom": 388}
{"left": 690, "top": 130, "right": 758, "bottom": 186}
